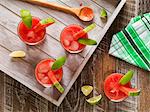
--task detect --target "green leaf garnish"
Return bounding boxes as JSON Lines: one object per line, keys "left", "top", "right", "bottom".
{"left": 83, "top": 23, "right": 96, "bottom": 33}
{"left": 119, "top": 70, "right": 134, "bottom": 85}
{"left": 40, "top": 18, "right": 55, "bottom": 25}
{"left": 78, "top": 38, "right": 97, "bottom": 45}
{"left": 100, "top": 8, "right": 107, "bottom": 19}
{"left": 20, "top": 9, "right": 32, "bottom": 28}
{"left": 51, "top": 56, "right": 66, "bottom": 70}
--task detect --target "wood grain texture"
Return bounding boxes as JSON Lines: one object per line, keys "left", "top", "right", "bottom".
{"left": 0, "top": 0, "right": 126, "bottom": 106}
{"left": 0, "top": 0, "right": 150, "bottom": 111}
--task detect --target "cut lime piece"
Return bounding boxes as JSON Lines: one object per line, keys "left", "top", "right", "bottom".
{"left": 40, "top": 18, "right": 55, "bottom": 25}
{"left": 119, "top": 86, "right": 141, "bottom": 96}
{"left": 119, "top": 70, "right": 134, "bottom": 85}
{"left": 78, "top": 38, "right": 97, "bottom": 45}
{"left": 86, "top": 95, "right": 102, "bottom": 105}
{"left": 83, "top": 23, "right": 96, "bottom": 33}
{"left": 81, "top": 85, "right": 93, "bottom": 96}
{"left": 100, "top": 8, "right": 107, "bottom": 19}
{"left": 9, "top": 51, "right": 26, "bottom": 58}
{"left": 20, "top": 9, "right": 32, "bottom": 28}
{"left": 51, "top": 56, "right": 66, "bottom": 70}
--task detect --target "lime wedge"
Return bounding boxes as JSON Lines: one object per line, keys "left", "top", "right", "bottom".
{"left": 9, "top": 51, "right": 26, "bottom": 58}
{"left": 86, "top": 95, "right": 102, "bottom": 105}
{"left": 40, "top": 18, "right": 55, "bottom": 25}
{"left": 83, "top": 23, "right": 96, "bottom": 33}
{"left": 20, "top": 9, "right": 32, "bottom": 28}
{"left": 100, "top": 8, "right": 107, "bottom": 19}
{"left": 81, "top": 85, "right": 93, "bottom": 96}
{"left": 78, "top": 38, "right": 97, "bottom": 45}
{"left": 51, "top": 56, "right": 66, "bottom": 70}
{"left": 119, "top": 70, "right": 134, "bottom": 85}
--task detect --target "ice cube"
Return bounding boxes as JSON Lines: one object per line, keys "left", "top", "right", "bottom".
{"left": 69, "top": 41, "right": 79, "bottom": 51}
{"left": 41, "top": 76, "right": 50, "bottom": 84}
{"left": 63, "top": 39, "right": 70, "bottom": 46}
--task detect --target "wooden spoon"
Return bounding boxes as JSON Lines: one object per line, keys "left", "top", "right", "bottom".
{"left": 21, "top": 0, "right": 94, "bottom": 21}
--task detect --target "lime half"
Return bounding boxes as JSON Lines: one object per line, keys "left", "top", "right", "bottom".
{"left": 81, "top": 85, "right": 93, "bottom": 96}
{"left": 86, "top": 94, "right": 102, "bottom": 105}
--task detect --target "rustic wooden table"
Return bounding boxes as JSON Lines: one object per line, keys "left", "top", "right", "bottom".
{"left": 0, "top": 0, "right": 150, "bottom": 112}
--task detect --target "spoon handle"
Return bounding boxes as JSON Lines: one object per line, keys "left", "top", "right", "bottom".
{"left": 21, "top": 0, "right": 75, "bottom": 14}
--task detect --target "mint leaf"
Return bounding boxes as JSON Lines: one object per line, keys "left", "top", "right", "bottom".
{"left": 78, "top": 38, "right": 97, "bottom": 45}
{"left": 51, "top": 56, "right": 66, "bottom": 70}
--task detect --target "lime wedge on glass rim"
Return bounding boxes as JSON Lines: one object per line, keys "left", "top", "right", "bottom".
{"left": 86, "top": 94, "right": 102, "bottom": 105}
{"left": 20, "top": 9, "right": 32, "bottom": 28}
{"left": 51, "top": 56, "right": 66, "bottom": 70}
{"left": 119, "top": 70, "right": 134, "bottom": 85}
{"left": 81, "top": 85, "right": 93, "bottom": 96}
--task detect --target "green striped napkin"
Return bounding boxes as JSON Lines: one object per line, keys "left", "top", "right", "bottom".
{"left": 109, "top": 13, "right": 150, "bottom": 71}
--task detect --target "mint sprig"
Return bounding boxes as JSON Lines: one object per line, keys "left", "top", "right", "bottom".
{"left": 51, "top": 56, "right": 66, "bottom": 70}
{"left": 20, "top": 9, "right": 32, "bottom": 28}
{"left": 78, "top": 38, "right": 97, "bottom": 45}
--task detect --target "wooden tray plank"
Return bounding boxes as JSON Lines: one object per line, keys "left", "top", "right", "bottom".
{"left": 91, "top": 0, "right": 118, "bottom": 13}
{"left": 0, "top": 4, "right": 84, "bottom": 72}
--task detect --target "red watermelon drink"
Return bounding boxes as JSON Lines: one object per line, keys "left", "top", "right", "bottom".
{"left": 104, "top": 71, "right": 141, "bottom": 102}
{"left": 35, "top": 56, "right": 66, "bottom": 93}
{"left": 60, "top": 23, "right": 97, "bottom": 53}
{"left": 18, "top": 9, "right": 55, "bottom": 45}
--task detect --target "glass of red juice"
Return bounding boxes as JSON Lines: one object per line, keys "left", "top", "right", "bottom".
{"left": 17, "top": 17, "right": 46, "bottom": 45}
{"left": 104, "top": 73, "right": 131, "bottom": 102}
{"left": 60, "top": 24, "right": 88, "bottom": 53}
{"left": 35, "top": 59, "right": 63, "bottom": 87}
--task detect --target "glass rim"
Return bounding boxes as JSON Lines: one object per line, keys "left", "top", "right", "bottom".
{"left": 17, "top": 16, "right": 46, "bottom": 45}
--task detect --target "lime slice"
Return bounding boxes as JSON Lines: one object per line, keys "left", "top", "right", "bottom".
{"left": 20, "top": 9, "right": 32, "bottom": 28}
{"left": 83, "top": 23, "right": 96, "bottom": 33}
{"left": 40, "top": 18, "right": 55, "bottom": 25}
{"left": 119, "top": 70, "right": 134, "bottom": 85}
{"left": 86, "top": 95, "right": 102, "bottom": 105}
{"left": 78, "top": 38, "right": 97, "bottom": 45}
{"left": 51, "top": 56, "right": 66, "bottom": 70}
{"left": 100, "top": 8, "right": 107, "bottom": 19}
{"left": 9, "top": 51, "right": 26, "bottom": 58}
{"left": 81, "top": 85, "right": 93, "bottom": 96}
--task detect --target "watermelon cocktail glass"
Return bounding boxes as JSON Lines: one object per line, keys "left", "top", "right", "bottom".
{"left": 104, "top": 71, "right": 141, "bottom": 102}
{"left": 60, "top": 23, "right": 97, "bottom": 53}
{"left": 18, "top": 9, "right": 55, "bottom": 45}
{"left": 35, "top": 56, "right": 66, "bottom": 93}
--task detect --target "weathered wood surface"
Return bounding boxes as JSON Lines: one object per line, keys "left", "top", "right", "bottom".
{"left": 0, "top": 0, "right": 126, "bottom": 106}
{"left": 0, "top": 0, "right": 150, "bottom": 111}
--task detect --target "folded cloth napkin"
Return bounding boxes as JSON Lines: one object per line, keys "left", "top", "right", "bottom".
{"left": 109, "top": 13, "right": 150, "bottom": 71}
